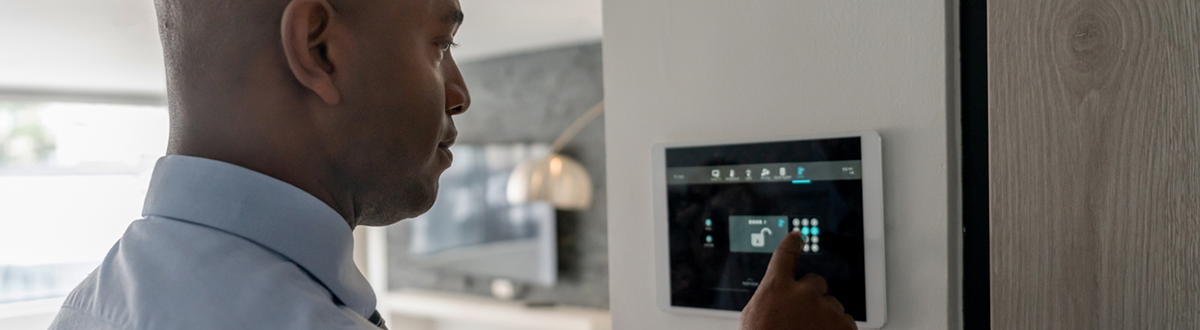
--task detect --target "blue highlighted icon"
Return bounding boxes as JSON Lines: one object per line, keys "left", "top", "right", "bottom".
{"left": 797, "top": 167, "right": 806, "bottom": 177}
{"left": 705, "top": 235, "right": 713, "bottom": 243}
{"left": 778, "top": 219, "right": 786, "bottom": 227}
{"left": 812, "top": 227, "right": 820, "bottom": 236}
{"left": 801, "top": 227, "right": 810, "bottom": 235}
{"left": 705, "top": 219, "right": 712, "bottom": 226}
{"left": 792, "top": 180, "right": 812, "bottom": 184}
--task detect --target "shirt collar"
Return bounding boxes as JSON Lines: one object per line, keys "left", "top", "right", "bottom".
{"left": 141, "top": 155, "right": 376, "bottom": 318}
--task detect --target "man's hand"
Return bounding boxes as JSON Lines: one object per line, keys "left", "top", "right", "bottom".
{"left": 740, "top": 231, "right": 857, "bottom": 330}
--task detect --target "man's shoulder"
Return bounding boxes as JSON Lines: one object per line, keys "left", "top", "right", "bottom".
{"left": 52, "top": 217, "right": 370, "bottom": 329}
{"left": 48, "top": 305, "right": 123, "bottom": 330}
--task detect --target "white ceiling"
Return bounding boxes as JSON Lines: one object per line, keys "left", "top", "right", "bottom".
{"left": 0, "top": 0, "right": 601, "bottom": 98}
{"left": 455, "top": 0, "right": 603, "bottom": 62}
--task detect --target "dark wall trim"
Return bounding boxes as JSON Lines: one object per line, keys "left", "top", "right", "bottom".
{"left": 960, "top": 0, "right": 990, "bottom": 328}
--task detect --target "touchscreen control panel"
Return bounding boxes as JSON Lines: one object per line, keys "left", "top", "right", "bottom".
{"left": 663, "top": 137, "right": 867, "bottom": 321}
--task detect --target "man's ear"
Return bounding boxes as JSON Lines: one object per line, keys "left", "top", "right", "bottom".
{"left": 281, "top": 0, "right": 341, "bottom": 106}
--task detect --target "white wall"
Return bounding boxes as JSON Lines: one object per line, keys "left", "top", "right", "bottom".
{"left": 601, "top": 0, "right": 956, "bottom": 329}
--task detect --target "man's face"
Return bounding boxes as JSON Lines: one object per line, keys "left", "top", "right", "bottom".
{"left": 326, "top": 0, "right": 469, "bottom": 225}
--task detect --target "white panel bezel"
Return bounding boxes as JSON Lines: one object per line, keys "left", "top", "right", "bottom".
{"left": 651, "top": 130, "right": 886, "bottom": 329}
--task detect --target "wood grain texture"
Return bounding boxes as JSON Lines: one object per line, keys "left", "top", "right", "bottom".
{"left": 989, "top": 0, "right": 1200, "bottom": 328}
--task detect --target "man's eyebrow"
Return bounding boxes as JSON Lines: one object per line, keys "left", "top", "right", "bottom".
{"left": 444, "top": 9, "right": 464, "bottom": 26}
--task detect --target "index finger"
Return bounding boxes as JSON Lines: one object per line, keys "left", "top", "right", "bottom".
{"left": 763, "top": 231, "right": 803, "bottom": 283}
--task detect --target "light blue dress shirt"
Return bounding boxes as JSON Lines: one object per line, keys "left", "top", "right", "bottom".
{"left": 48, "top": 155, "right": 381, "bottom": 329}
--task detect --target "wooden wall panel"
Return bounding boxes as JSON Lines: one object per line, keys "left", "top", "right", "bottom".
{"left": 989, "top": 0, "right": 1200, "bottom": 328}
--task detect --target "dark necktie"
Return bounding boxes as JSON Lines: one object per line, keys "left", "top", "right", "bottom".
{"left": 368, "top": 310, "right": 387, "bottom": 329}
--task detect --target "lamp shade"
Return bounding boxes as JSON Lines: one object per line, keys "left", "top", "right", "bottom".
{"left": 506, "top": 153, "right": 593, "bottom": 210}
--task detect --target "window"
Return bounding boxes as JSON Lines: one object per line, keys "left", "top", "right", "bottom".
{"left": 0, "top": 101, "right": 168, "bottom": 304}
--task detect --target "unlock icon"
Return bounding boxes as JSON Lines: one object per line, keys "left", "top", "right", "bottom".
{"left": 750, "top": 227, "right": 773, "bottom": 247}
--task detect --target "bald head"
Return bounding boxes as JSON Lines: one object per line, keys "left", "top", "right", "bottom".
{"left": 152, "top": 0, "right": 470, "bottom": 227}
{"left": 156, "top": 0, "right": 280, "bottom": 103}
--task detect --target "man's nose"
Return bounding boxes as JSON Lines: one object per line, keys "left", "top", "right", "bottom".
{"left": 444, "top": 55, "right": 470, "bottom": 116}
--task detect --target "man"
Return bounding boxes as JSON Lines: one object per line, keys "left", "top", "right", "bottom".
{"left": 49, "top": 0, "right": 855, "bottom": 329}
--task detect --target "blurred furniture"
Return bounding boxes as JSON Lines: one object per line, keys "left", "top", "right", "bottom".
{"left": 507, "top": 101, "right": 604, "bottom": 210}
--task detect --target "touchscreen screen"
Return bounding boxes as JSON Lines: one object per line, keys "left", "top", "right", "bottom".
{"left": 665, "top": 137, "right": 866, "bottom": 321}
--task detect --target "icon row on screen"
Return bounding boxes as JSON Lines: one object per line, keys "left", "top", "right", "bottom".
{"left": 709, "top": 167, "right": 807, "bottom": 178}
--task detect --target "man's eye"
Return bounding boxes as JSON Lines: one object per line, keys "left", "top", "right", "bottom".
{"left": 438, "top": 41, "right": 459, "bottom": 52}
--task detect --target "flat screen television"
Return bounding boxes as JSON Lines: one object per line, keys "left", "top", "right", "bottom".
{"left": 399, "top": 143, "right": 557, "bottom": 287}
